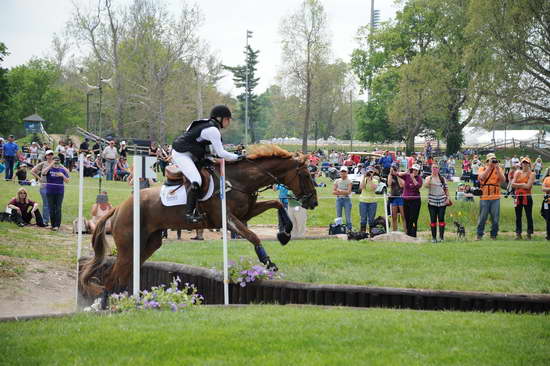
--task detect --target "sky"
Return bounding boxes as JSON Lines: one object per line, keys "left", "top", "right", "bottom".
{"left": 1, "top": 0, "right": 398, "bottom": 96}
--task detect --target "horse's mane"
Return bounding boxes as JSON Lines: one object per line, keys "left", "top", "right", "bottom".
{"left": 246, "top": 144, "right": 293, "bottom": 160}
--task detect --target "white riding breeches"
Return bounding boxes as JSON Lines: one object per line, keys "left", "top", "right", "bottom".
{"left": 171, "top": 150, "right": 202, "bottom": 186}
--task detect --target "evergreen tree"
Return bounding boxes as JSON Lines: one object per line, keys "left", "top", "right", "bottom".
{"left": 224, "top": 45, "right": 261, "bottom": 143}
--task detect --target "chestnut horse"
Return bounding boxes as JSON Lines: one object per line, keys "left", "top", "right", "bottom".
{"left": 80, "top": 146, "right": 318, "bottom": 297}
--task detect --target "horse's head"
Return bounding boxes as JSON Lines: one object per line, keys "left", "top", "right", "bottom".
{"left": 281, "top": 154, "right": 318, "bottom": 210}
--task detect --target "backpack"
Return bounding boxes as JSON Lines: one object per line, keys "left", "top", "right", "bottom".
{"left": 329, "top": 223, "right": 347, "bottom": 235}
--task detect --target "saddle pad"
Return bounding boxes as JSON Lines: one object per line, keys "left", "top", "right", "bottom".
{"left": 160, "top": 175, "right": 215, "bottom": 207}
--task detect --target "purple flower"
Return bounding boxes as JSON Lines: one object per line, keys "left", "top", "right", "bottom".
{"left": 166, "top": 288, "right": 173, "bottom": 294}
{"left": 228, "top": 260, "right": 236, "bottom": 266}
{"left": 170, "top": 303, "right": 178, "bottom": 312}
{"left": 240, "top": 282, "right": 246, "bottom": 287}
{"left": 237, "top": 277, "right": 243, "bottom": 283}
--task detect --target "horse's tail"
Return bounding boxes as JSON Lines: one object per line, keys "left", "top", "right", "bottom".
{"left": 79, "top": 206, "right": 117, "bottom": 297}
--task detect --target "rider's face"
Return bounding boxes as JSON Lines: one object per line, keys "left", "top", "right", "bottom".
{"left": 222, "top": 117, "right": 231, "bottom": 128}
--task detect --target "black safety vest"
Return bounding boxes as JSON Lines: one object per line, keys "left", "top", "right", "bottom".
{"left": 172, "top": 118, "right": 221, "bottom": 160}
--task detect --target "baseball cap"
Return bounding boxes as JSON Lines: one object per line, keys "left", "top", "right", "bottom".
{"left": 45, "top": 150, "right": 54, "bottom": 155}
{"left": 521, "top": 157, "right": 531, "bottom": 165}
{"left": 411, "top": 164, "right": 421, "bottom": 171}
{"left": 486, "top": 153, "right": 496, "bottom": 161}
{"left": 121, "top": 141, "right": 126, "bottom": 145}
{"left": 340, "top": 166, "right": 348, "bottom": 172}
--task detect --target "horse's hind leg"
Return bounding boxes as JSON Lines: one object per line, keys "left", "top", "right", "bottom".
{"left": 227, "top": 213, "right": 279, "bottom": 271}
{"left": 142, "top": 230, "right": 163, "bottom": 263}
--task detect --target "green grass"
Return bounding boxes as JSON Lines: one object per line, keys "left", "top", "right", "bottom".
{"left": 0, "top": 306, "right": 549, "bottom": 365}
{"left": 153, "top": 237, "right": 550, "bottom": 294}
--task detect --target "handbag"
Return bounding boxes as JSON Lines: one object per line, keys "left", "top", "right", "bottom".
{"left": 446, "top": 198, "right": 453, "bottom": 206}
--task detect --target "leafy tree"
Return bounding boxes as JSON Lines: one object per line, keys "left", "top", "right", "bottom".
{"left": 224, "top": 45, "right": 261, "bottom": 143}
{"left": 279, "top": 0, "right": 330, "bottom": 152}
{"left": 0, "top": 42, "right": 11, "bottom": 135}
{"left": 467, "top": 0, "right": 550, "bottom": 125}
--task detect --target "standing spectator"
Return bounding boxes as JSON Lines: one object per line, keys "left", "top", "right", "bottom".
{"left": 102, "top": 140, "right": 118, "bottom": 181}
{"left": 332, "top": 166, "right": 353, "bottom": 231}
{"left": 79, "top": 138, "right": 90, "bottom": 155}
{"left": 158, "top": 144, "right": 171, "bottom": 176}
{"left": 511, "top": 158, "right": 535, "bottom": 240}
{"left": 119, "top": 141, "right": 128, "bottom": 159}
{"left": 65, "top": 142, "right": 76, "bottom": 172}
{"left": 29, "top": 141, "right": 39, "bottom": 166}
{"left": 534, "top": 157, "right": 543, "bottom": 182}
{"left": 379, "top": 150, "right": 393, "bottom": 177}
{"left": 541, "top": 170, "right": 550, "bottom": 240}
{"left": 399, "top": 164, "right": 423, "bottom": 237}
{"left": 511, "top": 155, "right": 520, "bottom": 166}
{"left": 388, "top": 163, "right": 406, "bottom": 232}
{"left": 504, "top": 157, "right": 512, "bottom": 182}
{"left": 476, "top": 153, "right": 506, "bottom": 240}
{"left": 273, "top": 184, "right": 289, "bottom": 233}
{"left": 3, "top": 135, "right": 18, "bottom": 181}
{"left": 471, "top": 158, "right": 481, "bottom": 186}
{"left": 55, "top": 140, "right": 66, "bottom": 165}
{"left": 43, "top": 156, "right": 70, "bottom": 231}
{"left": 91, "top": 140, "right": 101, "bottom": 157}
{"left": 358, "top": 168, "right": 378, "bottom": 233}
{"left": 424, "top": 164, "right": 450, "bottom": 243}
{"left": 7, "top": 188, "right": 45, "bottom": 227}
{"left": 30, "top": 150, "right": 55, "bottom": 226}
{"left": 407, "top": 153, "right": 417, "bottom": 170}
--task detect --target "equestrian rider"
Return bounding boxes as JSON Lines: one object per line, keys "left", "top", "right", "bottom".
{"left": 171, "top": 105, "right": 241, "bottom": 223}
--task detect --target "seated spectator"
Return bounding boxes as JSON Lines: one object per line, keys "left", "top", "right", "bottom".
{"left": 7, "top": 188, "right": 45, "bottom": 227}
{"left": 15, "top": 164, "right": 31, "bottom": 185}
{"left": 83, "top": 155, "right": 98, "bottom": 177}
{"left": 116, "top": 157, "right": 130, "bottom": 181}
{"left": 456, "top": 184, "right": 475, "bottom": 202}
{"left": 87, "top": 191, "right": 113, "bottom": 233}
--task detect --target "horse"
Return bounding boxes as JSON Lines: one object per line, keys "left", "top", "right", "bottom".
{"left": 80, "top": 145, "right": 318, "bottom": 298}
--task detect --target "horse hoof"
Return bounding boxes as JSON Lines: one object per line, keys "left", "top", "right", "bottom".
{"left": 267, "top": 261, "right": 278, "bottom": 272}
{"left": 277, "top": 232, "right": 291, "bottom": 246}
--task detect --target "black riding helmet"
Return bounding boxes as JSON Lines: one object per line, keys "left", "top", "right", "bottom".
{"left": 210, "top": 105, "right": 232, "bottom": 125}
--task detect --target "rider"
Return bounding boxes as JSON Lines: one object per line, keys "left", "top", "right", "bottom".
{"left": 172, "top": 105, "right": 241, "bottom": 223}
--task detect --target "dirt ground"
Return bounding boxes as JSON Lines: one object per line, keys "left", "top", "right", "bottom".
{"left": 0, "top": 225, "right": 330, "bottom": 318}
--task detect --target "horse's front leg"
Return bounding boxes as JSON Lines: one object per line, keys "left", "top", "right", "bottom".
{"left": 227, "top": 213, "right": 278, "bottom": 271}
{"left": 242, "top": 200, "right": 293, "bottom": 245}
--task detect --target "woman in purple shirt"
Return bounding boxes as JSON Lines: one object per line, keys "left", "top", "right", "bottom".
{"left": 398, "top": 163, "right": 423, "bottom": 237}
{"left": 42, "top": 156, "right": 70, "bottom": 231}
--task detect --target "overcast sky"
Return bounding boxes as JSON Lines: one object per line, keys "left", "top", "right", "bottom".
{"left": 1, "top": 0, "right": 398, "bottom": 95}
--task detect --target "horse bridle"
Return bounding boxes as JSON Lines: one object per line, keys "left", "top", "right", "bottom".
{"left": 242, "top": 158, "right": 315, "bottom": 204}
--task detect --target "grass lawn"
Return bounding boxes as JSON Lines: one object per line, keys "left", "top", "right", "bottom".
{"left": 1, "top": 306, "right": 549, "bottom": 365}
{"left": 153, "top": 237, "right": 550, "bottom": 294}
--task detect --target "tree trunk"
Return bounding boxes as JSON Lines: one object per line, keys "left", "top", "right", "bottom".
{"left": 405, "top": 133, "right": 415, "bottom": 155}
{"left": 158, "top": 87, "right": 166, "bottom": 144}
{"left": 302, "top": 52, "right": 311, "bottom": 153}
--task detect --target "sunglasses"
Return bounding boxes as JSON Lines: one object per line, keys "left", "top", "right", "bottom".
{"left": 19, "top": 193, "right": 27, "bottom": 196}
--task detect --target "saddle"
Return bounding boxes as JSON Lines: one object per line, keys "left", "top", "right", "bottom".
{"left": 164, "top": 165, "right": 211, "bottom": 197}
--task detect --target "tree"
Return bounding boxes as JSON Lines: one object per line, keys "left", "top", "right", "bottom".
{"left": 352, "top": 0, "right": 482, "bottom": 154}
{"left": 388, "top": 55, "right": 451, "bottom": 154}
{"left": 279, "top": 0, "right": 330, "bottom": 152}
{"left": 467, "top": 0, "right": 550, "bottom": 125}
{"left": 0, "top": 43, "right": 10, "bottom": 135}
{"left": 224, "top": 45, "right": 261, "bottom": 143}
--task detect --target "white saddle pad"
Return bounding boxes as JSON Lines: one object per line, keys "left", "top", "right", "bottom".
{"left": 160, "top": 175, "right": 215, "bottom": 207}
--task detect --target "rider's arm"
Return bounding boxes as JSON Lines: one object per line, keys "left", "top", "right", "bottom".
{"left": 200, "top": 127, "right": 239, "bottom": 161}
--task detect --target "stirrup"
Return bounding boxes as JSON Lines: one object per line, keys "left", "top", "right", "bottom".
{"left": 185, "top": 213, "right": 202, "bottom": 224}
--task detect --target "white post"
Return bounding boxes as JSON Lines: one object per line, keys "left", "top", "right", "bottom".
{"left": 383, "top": 192, "right": 390, "bottom": 234}
{"left": 75, "top": 153, "right": 84, "bottom": 309}
{"left": 221, "top": 158, "right": 229, "bottom": 305}
{"left": 132, "top": 155, "right": 142, "bottom": 298}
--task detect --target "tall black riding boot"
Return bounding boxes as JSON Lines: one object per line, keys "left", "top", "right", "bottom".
{"left": 430, "top": 224, "right": 437, "bottom": 242}
{"left": 439, "top": 224, "right": 445, "bottom": 241}
{"left": 360, "top": 224, "right": 367, "bottom": 233}
{"left": 185, "top": 182, "right": 202, "bottom": 223}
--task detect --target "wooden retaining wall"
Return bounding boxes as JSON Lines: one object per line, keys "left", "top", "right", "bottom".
{"left": 80, "top": 259, "right": 550, "bottom": 313}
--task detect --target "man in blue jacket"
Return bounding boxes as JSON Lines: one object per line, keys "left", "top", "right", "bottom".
{"left": 379, "top": 150, "right": 394, "bottom": 178}
{"left": 3, "top": 135, "right": 18, "bottom": 181}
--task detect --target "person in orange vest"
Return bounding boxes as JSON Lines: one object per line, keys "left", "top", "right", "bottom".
{"left": 511, "top": 157, "right": 535, "bottom": 240}
{"left": 476, "top": 153, "right": 506, "bottom": 240}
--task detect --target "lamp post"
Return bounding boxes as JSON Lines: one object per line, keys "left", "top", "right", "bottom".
{"left": 245, "top": 30, "right": 253, "bottom": 145}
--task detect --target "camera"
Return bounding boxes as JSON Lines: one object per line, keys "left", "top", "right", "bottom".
{"left": 96, "top": 194, "right": 108, "bottom": 203}
{"left": 491, "top": 158, "right": 499, "bottom": 164}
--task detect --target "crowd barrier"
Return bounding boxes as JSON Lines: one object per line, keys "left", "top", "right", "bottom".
{"left": 79, "top": 258, "right": 550, "bottom": 314}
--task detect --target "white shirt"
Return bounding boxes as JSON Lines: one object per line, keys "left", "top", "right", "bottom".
{"left": 198, "top": 127, "right": 238, "bottom": 161}
{"left": 55, "top": 145, "right": 66, "bottom": 155}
